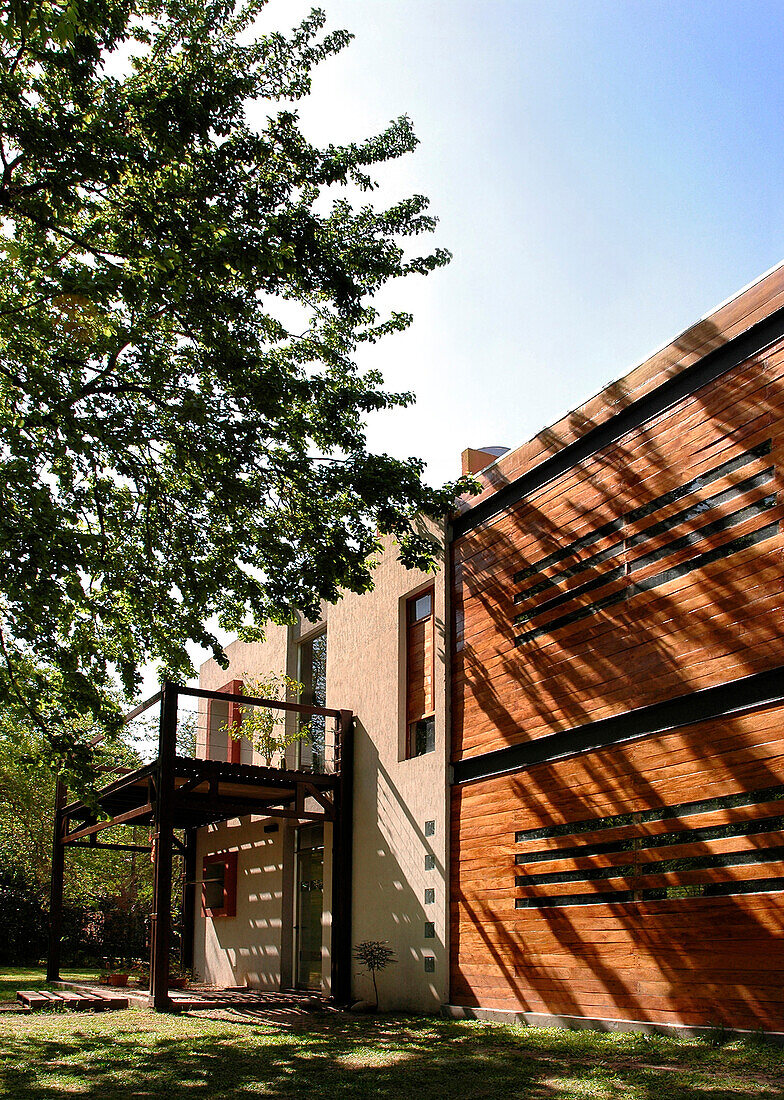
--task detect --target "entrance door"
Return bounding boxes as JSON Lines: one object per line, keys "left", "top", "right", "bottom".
{"left": 295, "top": 825, "right": 324, "bottom": 990}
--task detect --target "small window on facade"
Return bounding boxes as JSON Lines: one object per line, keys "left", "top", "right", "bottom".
{"left": 405, "top": 587, "right": 435, "bottom": 758}
{"left": 409, "top": 591, "right": 432, "bottom": 624}
{"left": 410, "top": 717, "right": 435, "bottom": 756}
{"left": 202, "top": 852, "right": 238, "bottom": 918}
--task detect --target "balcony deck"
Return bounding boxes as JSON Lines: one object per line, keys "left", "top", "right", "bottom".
{"left": 47, "top": 681, "right": 354, "bottom": 1011}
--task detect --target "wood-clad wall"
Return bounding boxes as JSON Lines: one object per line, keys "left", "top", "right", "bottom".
{"left": 453, "top": 350, "right": 784, "bottom": 762}
{"left": 450, "top": 301, "right": 784, "bottom": 1030}
{"left": 451, "top": 705, "right": 784, "bottom": 1028}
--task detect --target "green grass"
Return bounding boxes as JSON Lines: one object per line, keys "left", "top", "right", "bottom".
{"left": 0, "top": 1003, "right": 782, "bottom": 1099}
{"left": 0, "top": 966, "right": 99, "bottom": 1004}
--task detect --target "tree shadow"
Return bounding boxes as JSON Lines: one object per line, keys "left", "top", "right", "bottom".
{"left": 0, "top": 1011, "right": 780, "bottom": 1100}
{"left": 450, "top": 315, "right": 784, "bottom": 1031}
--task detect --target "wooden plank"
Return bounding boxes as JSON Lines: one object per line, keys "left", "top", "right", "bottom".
{"left": 16, "top": 990, "right": 52, "bottom": 1010}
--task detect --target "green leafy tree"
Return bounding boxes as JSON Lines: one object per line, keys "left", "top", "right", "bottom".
{"left": 0, "top": 710, "right": 154, "bottom": 963}
{"left": 0, "top": 0, "right": 474, "bottom": 790}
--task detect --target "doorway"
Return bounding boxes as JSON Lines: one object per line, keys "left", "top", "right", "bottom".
{"left": 295, "top": 824, "right": 324, "bottom": 990}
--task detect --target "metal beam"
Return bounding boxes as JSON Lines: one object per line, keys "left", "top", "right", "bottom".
{"left": 453, "top": 664, "right": 784, "bottom": 785}
{"left": 180, "top": 828, "right": 197, "bottom": 972}
{"left": 330, "top": 710, "right": 354, "bottom": 1004}
{"left": 67, "top": 842, "right": 153, "bottom": 853}
{"left": 452, "top": 304, "right": 784, "bottom": 537}
{"left": 178, "top": 683, "right": 342, "bottom": 720}
{"left": 63, "top": 803, "right": 153, "bottom": 843}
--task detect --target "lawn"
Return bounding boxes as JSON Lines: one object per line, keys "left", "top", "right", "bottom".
{"left": 0, "top": 966, "right": 99, "bottom": 1004}
{"left": 0, "top": 1000, "right": 783, "bottom": 1099}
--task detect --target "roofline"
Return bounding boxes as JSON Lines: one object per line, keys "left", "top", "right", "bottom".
{"left": 454, "top": 258, "right": 784, "bottom": 534}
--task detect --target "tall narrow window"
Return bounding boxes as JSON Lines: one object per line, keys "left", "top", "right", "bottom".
{"left": 406, "top": 588, "right": 435, "bottom": 757}
{"left": 206, "top": 679, "right": 243, "bottom": 763}
{"left": 298, "top": 633, "right": 327, "bottom": 772}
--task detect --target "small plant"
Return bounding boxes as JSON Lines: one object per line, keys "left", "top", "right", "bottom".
{"left": 224, "top": 672, "right": 312, "bottom": 767}
{"left": 353, "top": 940, "right": 396, "bottom": 1010}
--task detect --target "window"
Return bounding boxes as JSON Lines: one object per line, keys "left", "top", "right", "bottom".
{"left": 298, "top": 632, "right": 327, "bottom": 772}
{"left": 201, "top": 852, "right": 238, "bottom": 918}
{"left": 406, "top": 588, "right": 435, "bottom": 757}
{"left": 206, "top": 679, "right": 243, "bottom": 763}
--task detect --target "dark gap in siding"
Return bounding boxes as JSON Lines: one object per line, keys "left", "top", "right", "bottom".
{"left": 514, "top": 813, "right": 784, "bottom": 864}
{"left": 515, "top": 844, "right": 784, "bottom": 887}
{"left": 513, "top": 465, "right": 774, "bottom": 608}
{"left": 514, "top": 783, "right": 784, "bottom": 842}
{"left": 514, "top": 521, "right": 779, "bottom": 645}
{"left": 513, "top": 877, "right": 784, "bottom": 908}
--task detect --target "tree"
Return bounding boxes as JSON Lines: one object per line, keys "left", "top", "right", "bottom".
{"left": 0, "top": 709, "right": 154, "bottom": 962}
{"left": 0, "top": 1, "right": 474, "bottom": 789}
{"left": 353, "top": 939, "right": 396, "bottom": 1010}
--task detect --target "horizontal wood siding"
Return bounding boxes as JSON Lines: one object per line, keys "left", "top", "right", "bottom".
{"left": 450, "top": 305, "right": 784, "bottom": 1029}
{"left": 450, "top": 706, "right": 784, "bottom": 1028}
{"left": 452, "top": 350, "right": 784, "bottom": 763}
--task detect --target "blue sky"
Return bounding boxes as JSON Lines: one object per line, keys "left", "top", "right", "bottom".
{"left": 141, "top": 1, "right": 784, "bottom": 688}
{"left": 267, "top": 0, "right": 784, "bottom": 484}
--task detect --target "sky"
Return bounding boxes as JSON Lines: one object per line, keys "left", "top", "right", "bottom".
{"left": 259, "top": 0, "right": 784, "bottom": 486}
{"left": 148, "top": 0, "right": 784, "bottom": 689}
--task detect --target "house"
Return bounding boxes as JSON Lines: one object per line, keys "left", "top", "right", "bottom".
{"left": 48, "top": 260, "right": 784, "bottom": 1034}
{"left": 192, "top": 259, "right": 784, "bottom": 1034}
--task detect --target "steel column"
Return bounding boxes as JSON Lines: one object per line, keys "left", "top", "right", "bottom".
{"left": 180, "top": 827, "right": 197, "bottom": 972}
{"left": 46, "top": 779, "right": 66, "bottom": 983}
{"left": 330, "top": 710, "right": 354, "bottom": 1003}
{"left": 150, "top": 681, "right": 178, "bottom": 1010}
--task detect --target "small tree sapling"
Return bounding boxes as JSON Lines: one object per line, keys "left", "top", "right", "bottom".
{"left": 353, "top": 940, "right": 396, "bottom": 1010}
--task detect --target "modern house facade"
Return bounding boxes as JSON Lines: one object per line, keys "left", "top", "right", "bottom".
{"left": 194, "top": 520, "right": 451, "bottom": 1012}
{"left": 192, "top": 262, "right": 784, "bottom": 1035}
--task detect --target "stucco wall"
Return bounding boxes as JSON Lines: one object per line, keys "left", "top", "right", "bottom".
{"left": 326, "top": 524, "right": 449, "bottom": 1012}
{"left": 194, "top": 817, "right": 286, "bottom": 989}
{"left": 194, "top": 528, "right": 449, "bottom": 1011}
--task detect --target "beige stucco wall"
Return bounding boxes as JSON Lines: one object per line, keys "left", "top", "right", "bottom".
{"left": 194, "top": 526, "right": 449, "bottom": 1011}
{"left": 194, "top": 818, "right": 286, "bottom": 989}
{"left": 326, "top": 524, "right": 449, "bottom": 1012}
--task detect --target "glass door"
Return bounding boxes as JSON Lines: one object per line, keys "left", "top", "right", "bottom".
{"left": 295, "top": 825, "right": 324, "bottom": 990}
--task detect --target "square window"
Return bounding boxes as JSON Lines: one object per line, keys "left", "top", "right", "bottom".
{"left": 424, "top": 956, "right": 435, "bottom": 973}
{"left": 424, "top": 888, "right": 435, "bottom": 905}
{"left": 424, "top": 922, "right": 435, "bottom": 939}
{"left": 424, "top": 820, "right": 435, "bottom": 837}
{"left": 202, "top": 852, "right": 238, "bottom": 918}
{"left": 409, "top": 717, "right": 435, "bottom": 757}
{"left": 409, "top": 592, "right": 432, "bottom": 623}
{"left": 425, "top": 854, "right": 435, "bottom": 871}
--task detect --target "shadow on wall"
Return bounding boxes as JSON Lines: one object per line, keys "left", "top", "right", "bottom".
{"left": 352, "top": 722, "right": 443, "bottom": 1011}
{"left": 450, "top": 321, "right": 784, "bottom": 1029}
{"left": 203, "top": 825, "right": 284, "bottom": 990}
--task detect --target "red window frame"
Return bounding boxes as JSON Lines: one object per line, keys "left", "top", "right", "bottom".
{"left": 201, "top": 851, "right": 238, "bottom": 918}
{"left": 206, "top": 679, "right": 244, "bottom": 763}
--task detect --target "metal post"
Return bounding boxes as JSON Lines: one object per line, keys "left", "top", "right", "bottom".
{"left": 180, "top": 827, "right": 197, "bottom": 972}
{"left": 150, "top": 681, "right": 178, "bottom": 1010}
{"left": 330, "top": 710, "right": 354, "bottom": 1003}
{"left": 46, "top": 779, "right": 66, "bottom": 983}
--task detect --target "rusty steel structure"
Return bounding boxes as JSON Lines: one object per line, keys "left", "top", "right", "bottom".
{"left": 47, "top": 681, "right": 354, "bottom": 1011}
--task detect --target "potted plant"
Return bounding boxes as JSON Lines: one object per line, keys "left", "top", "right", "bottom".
{"left": 168, "top": 962, "right": 192, "bottom": 990}
{"left": 99, "top": 960, "right": 130, "bottom": 987}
